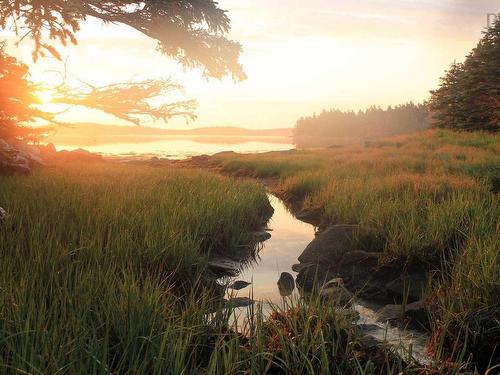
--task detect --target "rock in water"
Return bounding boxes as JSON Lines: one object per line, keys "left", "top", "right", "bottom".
{"left": 277, "top": 272, "right": 295, "bottom": 297}
{"left": 298, "top": 225, "right": 358, "bottom": 265}
{"left": 320, "top": 278, "right": 353, "bottom": 305}
{"left": 228, "top": 280, "right": 252, "bottom": 290}
{"left": 208, "top": 258, "right": 241, "bottom": 276}
{"left": 252, "top": 230, "right": 272, "bottom": 242}
{"left": 224, "top": 297, "right": 254, "bottom": 309}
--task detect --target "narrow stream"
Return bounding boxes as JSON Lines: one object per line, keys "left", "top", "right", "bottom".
{"left": 226, "top": 195, "right": 430, "bottom": 365}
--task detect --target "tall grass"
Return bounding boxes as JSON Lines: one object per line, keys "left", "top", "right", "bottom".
{"left": 0, "top": 162, "right": 274, "bottom": 373}
{"left": 214, "top": 130, "right": 500, "bottom": 370}
{"left": 0, "top": 162, "right": 432, "bottom": 373}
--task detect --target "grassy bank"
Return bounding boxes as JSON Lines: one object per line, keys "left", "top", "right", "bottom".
{"left": 0, "top": 162, "right": 426, "bottom": 374}
{"left": 213, "top": 130, "right": 500, "bottom": 371}
{"left": 0, "top": 163, "right": 270, "bottom": 373}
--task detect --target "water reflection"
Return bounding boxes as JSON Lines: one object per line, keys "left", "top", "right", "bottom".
{"left": 234, "top": 195, "right": 315, "bottom": 303}
{"left": 55, "top": 137, "right": 294, "bottom": 159}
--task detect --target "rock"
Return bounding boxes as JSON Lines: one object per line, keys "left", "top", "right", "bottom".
{"left": 295, "top": 207, "right": 323, "bottom": 225}
{"left": 0, "top": 139, "right": 35, "bottom": 175}
{"left": 338, "top": 251, "right": 381, "bottom": 280}
{"left": 291, "top": 263, "right": 311, "bottom": 273}
{"left": 277, "top": 272, "right": 295, "bottom": 297}
{"left": 224, "top": 297, "right": 254, "bottom": 309}
{"left": 376, "top": 304, "right": 403, "bottom": 322}
{"left": 208, "top": 258, "right": 241, "bottom": 276}
{"left": 386, "top": 273, "right": 427, "bottom": 302}
{"left": 377, "top": 300, "right": 426, "bottom": 322}
{"left": 228, "top": 280, "right": 251, "bottom": 290}
{"left": 252, "top": 230, "right": 272, "bottom": 242}
{"left": 0, "top": 207, "right": 7, "bottom": 223}
{"left": 298, "top": 225, "right": 358, "bottom": 265}
{"left": 319, "top": 278, "right": 353, "bottom": 304}
{"left": 296, "top": 264, "right": 333, "bottom": 292}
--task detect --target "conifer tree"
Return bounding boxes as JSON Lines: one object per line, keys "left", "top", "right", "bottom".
{"left": 429, "top": 15, "right": 500, "bottom": 132}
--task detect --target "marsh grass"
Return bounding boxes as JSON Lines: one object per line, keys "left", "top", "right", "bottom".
{"left": 0, "top": 162, "right": 275, "bottom": 373}
{"left": 214, "top": 130, "right": 500, "bottom": 371}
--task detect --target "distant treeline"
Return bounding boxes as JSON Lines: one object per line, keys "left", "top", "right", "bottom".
{"left": 294, "top": 103, "right": 428, "bottom": 147}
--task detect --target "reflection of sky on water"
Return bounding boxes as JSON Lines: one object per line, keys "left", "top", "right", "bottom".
{"left": 234, "top": 195, "right": 315, "bottom": 304}
{"left": 55, "top": 138, "right": 294, "bottom": 159}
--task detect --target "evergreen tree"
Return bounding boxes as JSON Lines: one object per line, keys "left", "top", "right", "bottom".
{"left": 429, "top": 14, "right": 500, "bottom": 132}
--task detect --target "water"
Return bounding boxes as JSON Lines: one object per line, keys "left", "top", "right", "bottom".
{"left": 55, "top": 136, "right": 294, "bottom": 159}
{"left": 227, "top": 195, "right": 430, "bottom": 365}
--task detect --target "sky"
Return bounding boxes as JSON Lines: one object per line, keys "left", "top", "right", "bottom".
{"left": 4, "top": 0, "right": 499, "bottom": 129}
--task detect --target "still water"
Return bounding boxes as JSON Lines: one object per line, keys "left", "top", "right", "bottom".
{"left": 55, "top": 136, "right": 294, "bottom": 159}
{"left": 227, "top": 195, "right": 430, "bottom": 365}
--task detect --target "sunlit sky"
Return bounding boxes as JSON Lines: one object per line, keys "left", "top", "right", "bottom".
{"left": 4, "top": 0, "right": 499, "bottom": 129}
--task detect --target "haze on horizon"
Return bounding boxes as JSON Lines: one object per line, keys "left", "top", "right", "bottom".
{"left": 4, "top": 0, "right": 498, "bottom": 130}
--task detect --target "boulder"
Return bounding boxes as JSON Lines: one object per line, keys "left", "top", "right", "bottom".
{"left": 377, "top": 300, "right": 425, "bottom": 322}
{"left": 337, "top": 250, "right": 381, "bottom": 280}
{"left": 298, "top": 225, "right": 358, "bottom": 265}
{"left": 0, "top": 139, "right": 35, "bottom": 175}
{"left": 252, "top": 230, "right": 272, "bottom": 242}
{"left": 228, "top": 280, "right": 251, "bottom": 290}
{"left": 291, "top": 263, "right": 311, "bottom": 273}
{"left": 224, "top": 297, "right": 254, "bottom": 309}
{"left": 386, "top": 273, "right": 427, "bottom": 302}
{"left": 208, "top": 258, "right": 241, "bottom": 276}
{"left": 320, "top": 278, "right": 353, "bottom": 305}
{"left": 295, "top": 207, "right": 323, "bottom": 226}
{"left": 296, "top": 264, "right": 334, "bottom": 292}
{"left": 277, "top": 272, "right": 295, "bottom": 297}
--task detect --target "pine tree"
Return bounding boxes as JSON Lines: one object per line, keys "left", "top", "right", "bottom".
{"left": 429, "top": 14, "right": 500, "bottom": 132}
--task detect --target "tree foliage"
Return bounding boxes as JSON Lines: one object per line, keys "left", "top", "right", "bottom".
{"left": 0, "top": 44, "right": 196, "bottom": 141}
{"left": 0, "top": 0, "right": 245, "bottom": 80}
{"left": 0, "top": 42, "right": 49, "bottom": 141}
{"left": 294, "top": 103, "right": 428, "bottom": 146}
{"left": 429, "top": 15, "right": 500, "bottom": 132}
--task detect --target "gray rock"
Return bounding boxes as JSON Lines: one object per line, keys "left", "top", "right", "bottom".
{"left": 377, "top": 300, "right": 425, "bottom": 322}
{"left": 298, "top": 225, "right": 358, "bottom": 265}
{"left": 321, "top": 278, "right": 353, "bottom": 304}
{"left": 292, "top": 263, "right": 311, "bottom": 273}
{"left": 386, "top": 273, "right": 427, "bottom": 302}
{"left": 228, "top": 280, "right": 251, "bottom": 290}
{"left": 0, "top": 139, "right": 33, "bottom": 175}
{"left": 252, "top": 230, "right": 272, "bottom": 242}
{"left": 277, "top": 272, "right": 295, "bottom": 297}
{"left": 208, "top": 258, "right": 241, "bottom": 276}
{"left": 296, "top": 264, "right": 333, "bottom": 292}
{"left": 338, "top": 251, "right": 381, "bottom": 280}
{"left": 224, "top": 297, "right": 254, "bottom": 309}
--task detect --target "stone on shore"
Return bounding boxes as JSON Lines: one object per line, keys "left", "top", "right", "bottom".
{"left": 386, "top": 273, "right": 427, "bottom": 302}
{"left": 277, "top": 272, "right": 295, "bottom": 297}
{"left": 208, "top": 258, "right": 241, "bottom": 276}
{"left": 298, "top": 224, "right": 358, "bottom": 265}
{"left": 224, "top": 297, "right": 254, "bottom": 309}
{"left": 228, "top": 280, "right": 251, "bottom": 290}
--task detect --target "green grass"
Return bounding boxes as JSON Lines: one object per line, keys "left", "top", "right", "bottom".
{"left": 0, "top": 163, "right": 273, "bottom": 373}
{"left": 213, "top": 129, "right": 500, "bottom": 371}
{"left": 0, "top": 162, "right": 429, "bottom": 374}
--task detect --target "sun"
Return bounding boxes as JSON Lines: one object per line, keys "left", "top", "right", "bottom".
{"left": 36, "top": 90, "right": 53, "bottom": 104}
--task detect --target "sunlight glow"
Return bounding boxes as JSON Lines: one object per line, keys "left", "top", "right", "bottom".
{"left": 36, "top": 90, "right": 53, "bottom": 104}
